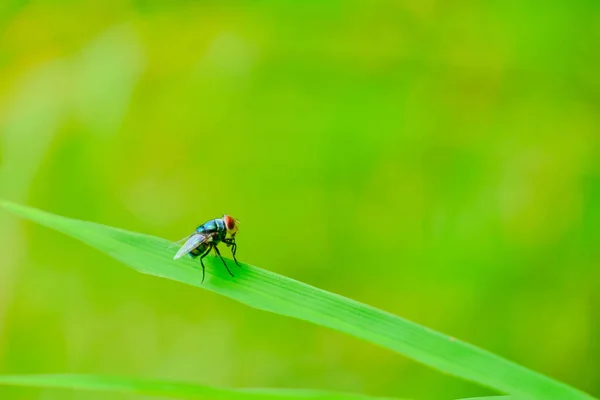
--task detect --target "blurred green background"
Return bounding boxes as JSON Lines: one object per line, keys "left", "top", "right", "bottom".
{"left": 0, "top": 1, "right": 599, "bottom": 399}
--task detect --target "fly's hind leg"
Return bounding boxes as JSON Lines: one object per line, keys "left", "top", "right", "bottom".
{"left": 213, "top": 244, "right": 234, "bottom": 277}
{"left": 198, "top": 246, "right": 212, "bottom": 284}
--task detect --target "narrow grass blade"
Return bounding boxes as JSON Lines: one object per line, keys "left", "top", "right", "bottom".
{"left": 0, "top": 374, "right": 512, "bottom": 400}
{"left": 0, "top": 201, "right": 595, "bottom": 400}
{"left": 0, "top": 374, "right": 401, "bottom": 399}
{"left": 458, "top": 397, "right": 511, "bottom": 400}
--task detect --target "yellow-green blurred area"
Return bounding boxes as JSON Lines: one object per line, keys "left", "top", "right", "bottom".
{"left": 0, "top": 1, "right": 599, "bottom": 399}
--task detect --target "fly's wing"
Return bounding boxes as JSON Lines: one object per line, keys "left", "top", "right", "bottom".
{"left": 173, "top": 233, "right": 210, "bottom": 260}
{"left": 169, "top": 234, "right": 194, "bottom": 249}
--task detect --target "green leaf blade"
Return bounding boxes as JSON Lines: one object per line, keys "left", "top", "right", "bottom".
{"left": 1, "top": 200, "right": 595, "bottom": 400}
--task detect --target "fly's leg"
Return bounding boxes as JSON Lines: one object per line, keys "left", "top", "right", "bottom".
{"left": 213, "top": 244, "right": 234, "bottom": 277}
{"left": 224, "top": 238, "right": 240, "bottom": 267}
{"left": 198, "top": 246, "right": 212, "bottom": 284}
{"left": 231, "top": 243, "right": 240, "bottom": 266}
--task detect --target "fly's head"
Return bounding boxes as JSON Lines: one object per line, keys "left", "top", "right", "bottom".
{"left": 223, "top": 215, "right": 240, "bottom": 237}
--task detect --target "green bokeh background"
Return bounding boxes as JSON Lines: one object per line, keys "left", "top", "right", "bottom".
{"left": 1, "top": 1, "right": 599, "bottom": 399}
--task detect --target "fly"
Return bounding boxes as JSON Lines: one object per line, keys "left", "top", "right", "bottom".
{"left": 172, "top": 214, "right": 241, "bottom": 283}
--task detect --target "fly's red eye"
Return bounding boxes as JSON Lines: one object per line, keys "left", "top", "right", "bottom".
{"left": 223, "top": 215, "right": 236, "bottom": 230}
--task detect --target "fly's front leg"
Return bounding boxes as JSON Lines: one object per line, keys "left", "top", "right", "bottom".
{"left": 213, "top": 244, "right": 234, "bottom": 277}
{"left": 224, "top": 238, "right": 240, "bottom": 267}
{"left": 231, "top": 243, "right": 240, "bottom": 266}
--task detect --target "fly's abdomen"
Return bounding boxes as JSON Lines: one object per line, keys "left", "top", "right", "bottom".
{"left": 189, "top": 242, "right": 210, "bottom": 258}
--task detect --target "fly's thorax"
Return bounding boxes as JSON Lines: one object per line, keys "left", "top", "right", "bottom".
{"left": 214, "top": 219, "right": 226, "bottom": 240}
{"left": 196, "top": 219, "right": 219, "bottom": 234}
{"left": 196, "top": 218, "right": 227, "bottom": 242}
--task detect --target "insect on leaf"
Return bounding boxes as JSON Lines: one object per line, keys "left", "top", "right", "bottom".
{"left": 0, "top": 200, "right": 596, "bottom": 400}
